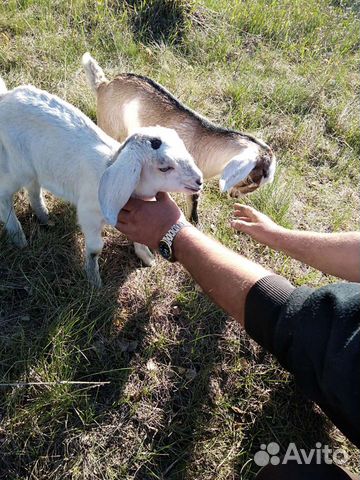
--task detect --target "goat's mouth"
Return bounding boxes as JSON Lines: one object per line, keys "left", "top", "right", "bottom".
{"left": 184, "top": 185, "right": 202, "bottom": 193}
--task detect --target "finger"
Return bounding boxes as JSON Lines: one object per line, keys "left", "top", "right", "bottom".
{"left": 233, "top": 204, "right": 258, "bottom": 219}
{"left": 233, "top": 210, "right": 252, "bottom": 219}
{"left": 117, "top": 209, "right": 131, "bottom": 224}
{"left": 234, "top": 203, "right": 254, "bottom": 213}
{"left": 156, "top": 191, "right": 171, "bottom": 202}
{"left": 115, "top": 221, "right": 133, "bottom": 235}
{"left": 230, "top": 219, "right": 252, "bottom": 231}
{"left": 231, "top": 218, "right": 252, "bottom": 225}
{"left": 121, "top": 197, "right": 143, "bottom": 211}
{"left": 232, "top": 217, "right": 252, "bottom": 223}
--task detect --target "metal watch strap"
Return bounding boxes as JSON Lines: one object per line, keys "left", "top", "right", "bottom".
{"left": 161, "top": 221, "right": 189, "bottom": 246}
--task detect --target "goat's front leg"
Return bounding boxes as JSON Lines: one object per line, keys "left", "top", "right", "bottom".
{"left": 26, "top": 180, "right": 49, "bottom": 224}
{"left": 134, "top": 242, "right": 155, "bottom": 267}
{"left": 77, "top": 206, "right": 104, "bottom": 288}
{"left": 0, "top": 195, "right": 27, "bottom": 247}
{"left": 186, "top": 193, "right": 200, "bottom": 225}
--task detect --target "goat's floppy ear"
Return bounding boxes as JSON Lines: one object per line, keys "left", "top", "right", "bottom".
{"left": 98, "top": 153, "right": 143, "bottom": 226}
{"left": 219, "top": 157, "right": 258, "bottom": 193}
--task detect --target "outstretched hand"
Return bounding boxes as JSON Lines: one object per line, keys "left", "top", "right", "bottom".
{"left": 116, "top": 192, "right": 186, "bottom": 250}
{"left": 230, "top": 204, "right": 285, "bottom": 246}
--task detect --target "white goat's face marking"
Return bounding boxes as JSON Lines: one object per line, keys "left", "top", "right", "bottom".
{"left": 130, "top": 126, "right": 203, "bottom": 197}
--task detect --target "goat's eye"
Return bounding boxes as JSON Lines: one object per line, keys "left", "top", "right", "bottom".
{"left": 150, "top": 138, "right": 162, "bottom": 150}
{"left": 159, "top": 166, "right": 173, "bottom": 172}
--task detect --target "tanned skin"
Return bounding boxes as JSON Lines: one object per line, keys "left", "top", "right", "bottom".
{"left": 231, "top": 204, "right": 360, "bottom": 283}
{"left": 116, "top": 194, "right": 360, "bottom": 326}
{"left": 117, "top": 193, "right": 271, "bottom": 327}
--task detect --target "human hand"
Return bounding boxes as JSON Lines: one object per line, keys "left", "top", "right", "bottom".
{"left": 230, "top": 204, "right": 286, "bottom": 247}
{"left": 116, "top": 192, "right": 187, "bottom": 250}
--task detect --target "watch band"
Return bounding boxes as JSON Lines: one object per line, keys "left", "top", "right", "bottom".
{"left": 160, "top": 221, "right": 190, "bottom": 261}
{"left": 161, "top": 221, "right": 188, "bottom": 245}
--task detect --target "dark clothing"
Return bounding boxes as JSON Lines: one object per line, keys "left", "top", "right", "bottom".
{"left": 255, "top": 462, "right": 359, "bottom": 480}
{"left": 245, "top": 275, "right": 360, "bottom": 448}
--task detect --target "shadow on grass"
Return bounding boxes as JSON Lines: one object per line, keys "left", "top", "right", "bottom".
{"left": 38, "top": 272, "right": 229, "bottom": 478}
{"left": 139, "top": 293, "right": 229, "bottom": 479}
{"left": 0, "top": 199, "right": 150, "bottom": 477}
{"left": 0, "top": 201, "right": 336, "bottom": 479}
{"left": 129, "top": 322, "right": 334, "bottom": 479}
{"left": 237, "top": 377, "right": 334, "bottom": 479}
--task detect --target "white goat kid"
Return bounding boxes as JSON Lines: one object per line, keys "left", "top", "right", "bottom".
{"left": 0, "top": 79, "right": 203, "bottom": 287}
{"left": 82, "top": 52, "right": 276, "bottom": 223}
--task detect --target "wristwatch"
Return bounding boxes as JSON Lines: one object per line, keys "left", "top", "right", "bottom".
{"left": 159, "top": 221, "right": 190, "bottom": 262}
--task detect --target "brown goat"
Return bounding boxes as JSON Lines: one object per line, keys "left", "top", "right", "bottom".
{"left": 82, "top": 53, "right": 276, "bottom": 223}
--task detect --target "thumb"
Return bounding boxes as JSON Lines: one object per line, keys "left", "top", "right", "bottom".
{"left": 155, "top": 191, "right": 170, "bottom": 202}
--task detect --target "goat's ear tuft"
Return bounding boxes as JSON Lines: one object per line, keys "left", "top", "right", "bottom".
{"left": 219, "top": 157, "right": 258, "bottom": 193}
{"left": 98, "top": 153, "right": 143, "bottom": 226}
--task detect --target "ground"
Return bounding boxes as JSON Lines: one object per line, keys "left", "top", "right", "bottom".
{"left": 0, "top": 0, "right": 359, "bottom": 479}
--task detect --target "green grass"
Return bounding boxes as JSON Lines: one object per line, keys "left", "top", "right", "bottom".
{"left": 0, "top": 0, "right": 359, "bottom": 478}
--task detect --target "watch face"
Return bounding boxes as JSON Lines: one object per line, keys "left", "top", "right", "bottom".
{"left": 159, "top": 240, "right": 172, "bottom": 260}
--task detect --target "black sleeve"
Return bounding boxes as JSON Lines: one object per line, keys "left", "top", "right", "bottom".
{"left": 245, "top": 275, "right": 360, "bottom": 448}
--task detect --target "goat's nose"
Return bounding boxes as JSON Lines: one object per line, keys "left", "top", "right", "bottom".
{"left": 196, "top": 178, "right": 203, "bottom": 186}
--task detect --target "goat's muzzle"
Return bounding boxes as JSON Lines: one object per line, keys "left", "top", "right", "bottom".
{"left": 230, "top": 149, "right": 275, "bottom": 197}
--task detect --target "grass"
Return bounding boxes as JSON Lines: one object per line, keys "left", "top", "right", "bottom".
{"left": 0, "top": 0, "right": 359, "bottom": 478}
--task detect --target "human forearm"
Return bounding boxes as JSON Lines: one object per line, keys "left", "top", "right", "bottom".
{"left": 116, "top": 194, "right": 275, "bottom": 325}
{"left": 267, "top": 230, "right": 360, "bottom": 282}
{"left": 174, "top": 226, "right": 271, "bottom": 326}
{"left": 115, "top": 195, "right": 360, "bottom": 447}
{"left": 232, "top": 204, "right": 360, "bottom": 282}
